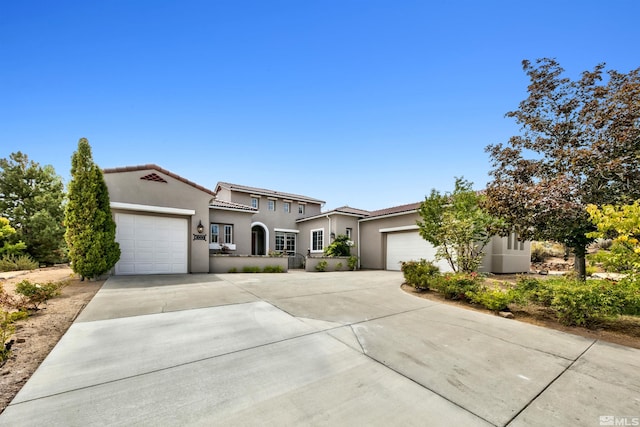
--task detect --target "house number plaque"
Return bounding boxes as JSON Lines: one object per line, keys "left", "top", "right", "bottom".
{"left": 193, "top": 234, "right": 207, "bottom": 241}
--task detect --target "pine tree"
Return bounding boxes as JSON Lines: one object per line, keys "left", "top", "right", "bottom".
{"left": 64, "top": 138, "right": 120, "bottom": 279}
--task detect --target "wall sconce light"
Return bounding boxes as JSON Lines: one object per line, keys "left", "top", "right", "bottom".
{"left": 330, "top": 232, "right": 336, "bottom": 240}
{"left": 197, "top": 220, "right": 204, "bottom": 234}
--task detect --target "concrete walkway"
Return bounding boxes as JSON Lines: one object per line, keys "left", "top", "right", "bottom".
{"left": 1, "top": 271, "right": 638, "bottom": 426}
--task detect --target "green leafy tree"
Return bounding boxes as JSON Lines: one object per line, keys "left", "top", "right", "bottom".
{"left": 417, "top": 178, "right": 503, "bottom": 273}
{"left": 0, "top": 152, "right": 66, "bottom": 264}
{"left": 64, "top": 138, "right": 120, "bottom": 279}
{"left": 587, "top": 201, "right": 640, "bottom": 274}
{"left": 485, "top": 59, "right": 640, "bottom": 279}
{"left": 0, "top": 217, "right": 26, "bottom": 255}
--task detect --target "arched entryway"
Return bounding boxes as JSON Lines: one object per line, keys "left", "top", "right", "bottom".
{"left": 251, "top": 222, "right": 268, "bottom": 255}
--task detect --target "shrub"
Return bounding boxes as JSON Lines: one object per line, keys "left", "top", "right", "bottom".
{"left": 431, "top": 272, "right": 481, "bottom": 300}
{"left": 401, "top": 259, "right": 440, "bottom": 291}
{"left": 468, "top": 287, "right": 517, "bottom": 312}
{"left": 512, "top": 276, "right": 555, "bottom": 306}
{"left": 15, "top": 279, "right": 65, "bottom": 310}
{"left": 549, "top": 279, "right": 624, "bottom": 326}
{"left": 228, "top": 267, "right": 238, "bottom": 273}
{"left": 335, "top": 262, "right": 343, "bottom": 271}
{"left": 1, "top": 311, "right": 15, "bottom": 364}
{"left": 0, "top": 254, "right": 39, "bottom": 272}
{"left": 324, "top": 235, "right": 353, "bottom": 257}
{"left": 241, "top": 266, "right": 262, "bottom": 273}
{"left": 315, "top": 260, "right": 328, "bottom": 272}
{"left": 348, "top": 256, "right": 358, "bottom": 271}
{"left": 263, "top": 265, "right": 284, "bottom": 273}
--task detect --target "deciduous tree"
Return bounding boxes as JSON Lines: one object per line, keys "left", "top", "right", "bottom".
{"left": 417, "top": 178, "right": 503, "bottom": 273}
{"left": 485, "top": 59, "right": 640, "bottom": 279}
{"left": 64, "top": 138, "right": 120, "bottom": 279}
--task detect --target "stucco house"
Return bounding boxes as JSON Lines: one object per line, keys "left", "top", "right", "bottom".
{"left": 103, "top": 164, "right": 530, "bottom": 275}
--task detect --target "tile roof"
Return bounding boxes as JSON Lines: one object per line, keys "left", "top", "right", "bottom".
{"left": 209, "top": 199, "right": 257, "bottom": 212}
{"left": 296, "top": 205, "right": 371, "bottom": 222}
{"left": 103, "top": 164, "right": 217, "bottom": 197}
{"left": 215, "top": 182, "right": 325, "bottom": 205}
{"left": 367, "top": 202, "right": 421, "bottom": 218}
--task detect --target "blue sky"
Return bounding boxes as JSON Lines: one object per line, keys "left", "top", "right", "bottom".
{"left": 2, "top": 1, "right": 639, "bottom": 211}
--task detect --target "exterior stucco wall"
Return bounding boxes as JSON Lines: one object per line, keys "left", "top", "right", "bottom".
{"left": 487, "top": 235, "right": 531, "bottom": 273}
{"left": 221, "top": 190, "right": 323, "bottom": 254}
{"left": 296, "top": 217, "right": 327, "bottom": 255}
{"left": 209, "top": 209, "right": 254, "bottom": 255}
{"left": 359, "top": 213, "right": 420, "bottom": 270}
{"left": 104, "top": 168, "right": 212, "bottom": 273}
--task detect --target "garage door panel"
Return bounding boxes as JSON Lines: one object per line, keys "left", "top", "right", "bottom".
{"left": 115, "top": 213, "right": 188, "bottom": 275}
{"left": 386, "top": 232, "right": 452, "bottom": 272}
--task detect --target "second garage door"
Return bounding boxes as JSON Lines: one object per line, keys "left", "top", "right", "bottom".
{"left": 115, "top": 213, "right": 188, "bottom": 275}
{"left": 385, "top": 231, "right": 452, "bottom": 272}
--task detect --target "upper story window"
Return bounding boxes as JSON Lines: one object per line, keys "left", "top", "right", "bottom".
{"left": 311, "top": 229, "right": 324, "bottom": 253}
{"left": 284, "top": 202, "right": 291, "bottom": 213}
{"left": 268, "top": 200, "right": 276, "bottom": 211}
{"left": 298, "top": 204, "right": 305, "bottom": 215}
{"left": 251, "top": 198, "right": 259, "bottom": 209}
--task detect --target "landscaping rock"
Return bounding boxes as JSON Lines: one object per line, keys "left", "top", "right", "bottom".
{"left": 499, "top": 311, "right": 514, "bottom": 319}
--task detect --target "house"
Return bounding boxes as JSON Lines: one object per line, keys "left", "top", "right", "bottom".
{"left": 103, "top": 164, "right": 530, "bottom": 275}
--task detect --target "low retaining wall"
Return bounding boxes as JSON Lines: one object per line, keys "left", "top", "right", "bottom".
{"left": 305, "top": 256, "right": 355, "bottom": 272}
{"left": 209, "top": 255, "right": 288, "bottom": 273}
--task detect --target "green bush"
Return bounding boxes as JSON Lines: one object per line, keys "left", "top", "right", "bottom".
{"left": 468, "top": 287, "right": 517, "bottom": 311}
{"left": 348, "top": 256, "right": 358, "bottom": 271}
{"left": 431, "top": 272, "right": 481, "bottom": 300}
{"left": 549, "top": 280, "right": 623, "bottom": 326}
{"left": 227, "top": 267, "right": 238, "bottom": 273}
{"left": 401, "top": 259, "right": 440, "bottom": 291}
{"left": 315, "top": 260, "right": 328, "bottom": 272}
{"left": 241, "top": 266, "right": 262, "bottom": 273}
{"left": 263, "top": 265, "right": 284, "bottom": 273}
{"left": 530, "top": 241, "right": 565, "bottom": 263}
{"left": 0, "top": 254, "right": 39, "bottom": 272}
{"left": 513, "top": 276, "right": 555, "bottom": 306}
{"left": 324, "top": 235, "right": 353, "bottom": 257}
{"left": 15, "top": 279, "right": 65, "bottom": 310}
{"left": 335, "top": 262, "right": 343, "bottom": 271}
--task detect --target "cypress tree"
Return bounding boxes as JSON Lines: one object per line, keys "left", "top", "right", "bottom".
{"left": 64, "top": 138, "right": 120, "bottom": 279}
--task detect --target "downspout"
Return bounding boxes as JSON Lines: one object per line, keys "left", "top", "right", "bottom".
{"left": 357, "top": 219, "right": 361, "bottom": 269}
{"left": 326, "top": 215, "right": 331, "bottom": 251}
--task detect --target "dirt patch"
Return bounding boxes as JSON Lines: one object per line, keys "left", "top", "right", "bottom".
{"left": 401, "top": 283, "right": 640, "bottom": 350}
{"left": 0, "top": 265, "right": 103, "bottom": 414}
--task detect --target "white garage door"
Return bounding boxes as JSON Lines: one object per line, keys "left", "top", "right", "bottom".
{"left": 115, "top": 213, "right": 188, "bottom": 275}
{"left": 385, "top": 231, "right": 452, "bottom": 272}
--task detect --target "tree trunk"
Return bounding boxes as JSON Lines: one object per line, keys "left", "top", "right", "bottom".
{"left": 574, "top": 245, "right": 587, "bottom": 281}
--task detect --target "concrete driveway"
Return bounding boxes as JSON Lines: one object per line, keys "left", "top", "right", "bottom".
{"left": 1, "top": 271, "right": 638, "bottom": 426}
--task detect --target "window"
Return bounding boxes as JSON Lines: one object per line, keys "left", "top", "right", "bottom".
{"left": 275, "top": 231, "right": 296, "bottom": 254}
{"left": 311, "top": 229, "right": 324, "bottom": 252}
{"left": 211, "top": 224, "right": 219, "bottom": 243}
{"left": 223, "top": 225, "right": 233, "bottom": 244}
{"left": 346, "top": 228, "right": 352, "bottom": 239}
{"left": 284, "top": 202, "right": 290, "bottom": 213}
{"left": 251, "top": 198, "right": 259, "bottom": 209}
{"left": 298, "top": 204, "right": 305, "bottom": 215}
{"left": 268, "top": 200, "right": 276, "bottom": 211}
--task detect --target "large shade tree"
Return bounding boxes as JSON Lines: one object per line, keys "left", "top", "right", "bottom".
{"left": 65, "top": 138, "right": 120, "bottom": 279}
{"left": 485, "top": 58, "right": 640, "bottom": 278}
{"left": 0, "top": 152, "right": 66, "bottom": 264}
